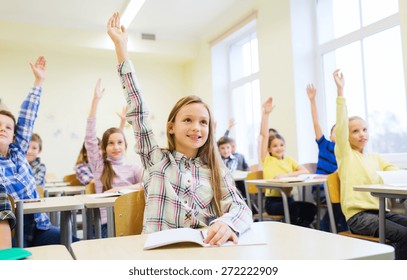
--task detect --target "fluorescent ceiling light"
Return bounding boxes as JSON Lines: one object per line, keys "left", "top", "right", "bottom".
{"left": 121, "top": 0, "right": 146, "bottom": 28}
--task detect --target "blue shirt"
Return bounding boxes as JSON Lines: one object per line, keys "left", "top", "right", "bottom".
{"left": 316, "top": 135, "right": 337, "bottom": 175}
{"left": 0, "top": 86, "right": 50, "bottom": 230}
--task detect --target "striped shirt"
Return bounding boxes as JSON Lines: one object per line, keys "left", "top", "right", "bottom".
{"left": 316, "top": 135, "right": 337, "bottom": 175}
{"left": 118, "top": 60, "right": 252, "bottom": 234}
{"left": 74, "top": 162, "right": 94, "bottom": 185}
{"left": 29, "top": 157, "right": 46, "bottom": 188}
{"left": 0, "top": 87, "right": 50, "bottom": 230}
{"left": 0, "top": 184, "right": 16, "bottom": 230}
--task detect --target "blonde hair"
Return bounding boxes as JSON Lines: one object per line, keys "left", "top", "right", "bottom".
{"left": 100, "top": 128, "right": 127, "bottom": 191}
{"left": 166, "top": 95, "right": 223, "bottom": 217}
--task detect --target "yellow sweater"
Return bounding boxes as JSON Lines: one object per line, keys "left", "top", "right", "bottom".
{"left": 262, "top": 154, "right": 298, "bottom": 197}
{"left": 335, "top": 97, "right": 397, "bottom": 221}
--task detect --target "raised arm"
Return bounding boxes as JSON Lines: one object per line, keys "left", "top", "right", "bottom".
{"left": 333, "top": 69, "right": 344, "bottom": 97}
{"left": 107, "top": 12, "right": 129, "bottom": 64}
{"left": 88, "top": 78, "right": 105, "bottom": 118}
{"left": 306, "top": 84, "right": 323, "bottom": 140}
{"left": 30, "top": 56, "right": 46, "bottom": 87}
{"left": 117, "top": 106, "right": 126, "bottom": 130}
{"left": 224, "top": 118, "right": 235, "bottom": 137}
{"left": 334, "top": 69, "right": 348, "bottom": 158}
{"left": 260, "top": 97, "right": 274, "bottom": 162}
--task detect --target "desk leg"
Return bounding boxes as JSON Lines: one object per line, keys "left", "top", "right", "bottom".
{"left": 379, "top": 196, "right": 386, "bottom": 244}
{"left": 94, "top": 209, "right": 101, "bottom": 239}
{"left": 15, "top": 200, "right": 24, "bottom": 248}
{"left": 316, "top": 185, "right": 320, "bottom": 230}
{"left": 258, "top": 188, "right": 263, "bottom": 221}
{"left": 60, "top": 211, "right": 72, "bottom": 249}
{"left": 107, "top": 207, "right": 115, "bottom": 237}
{"left": 280, "top": 191, "right": 291, "bottom": 224}
{"left": 85, "top": 208, "right": 93, "bottom": 239}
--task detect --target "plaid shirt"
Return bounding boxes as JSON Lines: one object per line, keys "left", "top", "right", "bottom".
{"left": 0, "top": 184, "right": 16, "bottom": 230}
{"left": 29, "top": 157, "right": 46, "bottom": 188}
{"left": 0, "top": 87, "right": 50, "bottom": 230}
{"left": 222, "top": 154, "right": 239, "bottom": 172}
{"left": 119, "top": 60, "right": 252, "bottom": 234}
{"left": 74, "top": 162, "right": 94, "bottom": 185}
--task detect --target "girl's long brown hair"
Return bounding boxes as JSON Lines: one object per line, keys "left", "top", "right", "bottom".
{"left": 166, "top": 95, "right": 223, "bottom": 217}
{"left": 100, "top": 128, "right": 127, "bottom": 191}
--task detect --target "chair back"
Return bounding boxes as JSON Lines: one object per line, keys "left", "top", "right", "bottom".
{"left": 245, "top": 170, "right": 264, "bottom": 194}
{"left": 63, "top": 173, "right": 82, "bottom": 186}
{"left": 85, "top": 181, "right": 96, "bottom": 194}
{"left": 7, "top": 194, "right": 16, "bottom": 238}
{"left": 36, "top": 186, "right": 45, "bottom": 198}
{"left": 302, "top": 162, "right": 317, "bottom": 174}
{"left": 327, "top": 172, "right": 341, "bottom": 204}
{"left": 114, "top": 190, "right": 145, "bottom": 237}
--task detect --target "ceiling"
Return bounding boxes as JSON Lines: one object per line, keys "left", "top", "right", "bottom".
{"left": 0, "top": 0, "right": 253, "bottom": 43}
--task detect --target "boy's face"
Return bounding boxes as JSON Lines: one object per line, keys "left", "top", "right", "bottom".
{"left": 0, "top": 114, "right": 15, "bottom": 156}
{"left": 27, "top": 140, "right": 41, "bottom": 163}
{"left": 349, "top": 119, "right": 368, "bottom": 153}
{"left": 219, "top": 143, "right": 232, "bottom": 158}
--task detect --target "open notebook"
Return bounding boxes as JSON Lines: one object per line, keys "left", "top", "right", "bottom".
{"left": 266, "top": 177, "right": 305, "bottom": 183}
{"left": 144, "top": 225, "right": 267, "bottom": 250}
{"left": 377, "top": 170, "right": 407, "bottom": 187}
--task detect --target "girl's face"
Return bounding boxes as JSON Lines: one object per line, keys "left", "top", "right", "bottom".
{"left": 27, "top": 140, "right": 41, "bottom": 163}
{"left": 269, "top": 138, "right": 285, "bottom": 159}
{"left": 105, "top": 132, "right": 126, "bottom": 160}
{"left": 169, "top": 103, "right": 209, "bottom": 158}
{"left": 349, "top": 119, "right": 368, "bottom": 153}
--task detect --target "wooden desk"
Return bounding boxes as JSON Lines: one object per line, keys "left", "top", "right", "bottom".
{"left": 45, "top": 182, "right": 70, "bottom": 188}
{"left": 245, "top": 177, "right": 326, "bottom": 227}
{"left": 354, "top": 184, "right": 407, "bottom": 243}
{"left": 15, "top": 196, "right": 84, "bottom": 248}
{"left": 75, "top": 194, "right": 118, "bottom": 239}
{"left": 232, "top": 171, "right": 249, "bottom": 181}
{"left": 71, "top": 221, "right": 394, "bottom": 260}
{"left": 25, "top": 244, "right": 74, "bottom": 260}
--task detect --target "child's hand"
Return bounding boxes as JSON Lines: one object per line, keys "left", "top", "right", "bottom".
{"left": 333, "top": 69, "right": 345, "bottom": 93}
{"left": 107, "top": 12, "right": 128, "bottom": 47}
{"left": 228, "top": 118, "right": 236, "bottom": 130}
{"left": 306, "top": 84, "right": 316, "bottom": 100}
{"left": 262, "top": 97, "right": 275, "bottom": 114}
{"left": 117, "top": 106, "right": 127, "bottom": 122}
{"left": 204, "top": 221, "right": 238, "bottom": 246}
{"left": 93, "top": 78, "right": 105, "bottom": 101}
{"left": 30, "top": 56, "right": 46, "bottom": 86}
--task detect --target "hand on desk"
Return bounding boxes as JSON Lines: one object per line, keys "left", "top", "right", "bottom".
{"left": 203, "top": 221, "right": 238, "bottom": 246}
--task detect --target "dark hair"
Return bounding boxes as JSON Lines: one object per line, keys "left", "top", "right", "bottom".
{"left": 100, "top": 128, "right": 127, "bottom": 191}
{"left": 330, "top": 124, "right": 336, "bottom": 136}
{"left": 217, "top": 136, "right": 234, "bottom": 147}
{"left": 269, "top": 128, "right": 278, "bottom": 134}
{"left": 0, "top": 110, "right": 16, "bottom": 132}
{"left": 31, "top": 133, "right": 42, "bottom": 152}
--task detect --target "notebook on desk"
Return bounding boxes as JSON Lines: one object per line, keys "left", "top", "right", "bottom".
{"left": 377, "top": 170, "right": 407, "bottom": 187}
{"left": 89, "top": 189, "right": 138, "bottom": 198}
{"left": 266, "top": 177, "right": 305, "bottom": 183}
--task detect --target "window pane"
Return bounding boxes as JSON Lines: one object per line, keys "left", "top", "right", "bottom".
{"left": 361, "top": 0, "right": 398, "bottom": 26}
{"left": 322, "top": 41, "right": 365, "bottom": 129}
{"left": 231, "top": 80, "right": 261, "bottom": 162}
{"left": 230, "top": 33, "right": 257, "bottom": 81}
{"left": 317, "top": 0, "right": 360, "bottom": 42}
{"left": 363, "top": 27, "right": 407, "bottom": 153}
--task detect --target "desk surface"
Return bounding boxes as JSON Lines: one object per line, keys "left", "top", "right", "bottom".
{"left": 354, "top": 184, "right": 407, "bottom": 195}
{"left": 22, "top": 196, "right": 84, "bottom": 214}
{"left": 71, "top": 221, "right": 394, "bottom": 260}
{"left": 75, "top": 194, "right": 118, "bottom": 208}
{"left": 26, "top": 245, "right": 74, "bottom": 260}
{"left": 246, "top": 177, "right": 326, "bottom": 188}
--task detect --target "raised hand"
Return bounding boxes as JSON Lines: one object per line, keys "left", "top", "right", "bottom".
{"left": 228, "top": 118, "right": 236, "bottom": 130}
{"left": 262, "top": 97, "right": 274, "bottom": 115}
{"left": 333, "top": 69, "right": 345, "bottom": 95}
{"left": 306, "top": 84, "right": 317, "bottom": 100}
{"left": 30, "top": 56, "right": 46, "bottom": 87}
{"left": 93, "top": 78, "right": 106, "bottom": 101}
{"left": 107, "top": 12, "right": 129, "bottom": 63}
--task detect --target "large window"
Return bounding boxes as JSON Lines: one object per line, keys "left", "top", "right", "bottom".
{"left": 228, "top": 32, "right": 261, "bottom": 164}
{"left": 317, "top": 0, "right": 406, "bottom": 154}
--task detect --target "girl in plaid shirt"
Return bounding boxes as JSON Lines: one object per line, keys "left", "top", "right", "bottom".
{"left": 107, "top": 13, "right": 252, "bottom": 246}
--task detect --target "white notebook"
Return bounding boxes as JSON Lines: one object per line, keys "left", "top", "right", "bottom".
{"left": 143, "top": 225, "right": 267, "bottom": 250}
{"left": 377, "top": 170, "right": 407, "bottom": 187}
{"left": 89, "top": 189, "right": 138, "bottom": 198}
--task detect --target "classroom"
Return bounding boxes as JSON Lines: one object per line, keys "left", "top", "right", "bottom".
{"left": 1, "top": 0, "right": 407, "bottom": 269}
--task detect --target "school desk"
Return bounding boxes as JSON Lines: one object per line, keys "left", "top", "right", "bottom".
{"left": 26, "top": 244, "right": 74, "bottom": 260}
{"left": 15, "top": 196, "right": 84, "bottom": 248}
{"left": 245, "top": 176, "right": 326, "bottom": 227}
{"left": 354, "top": 184, "right": 407, "bottom": 243}
{"left": 74, "top": 194, "right": 117, "bottom": 239}
{"left": 70, "top": 221, "right": 394, "bottom": 260}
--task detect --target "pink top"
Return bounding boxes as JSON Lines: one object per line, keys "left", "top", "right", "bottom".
{"left": 85, "top": 117, "right": 143, "bottom": 224}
